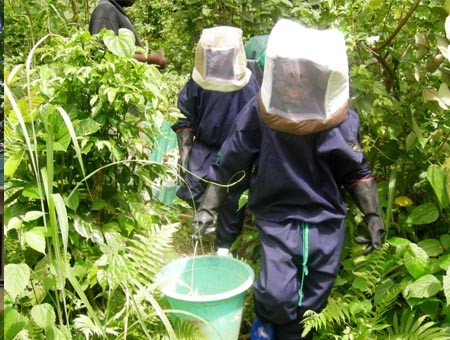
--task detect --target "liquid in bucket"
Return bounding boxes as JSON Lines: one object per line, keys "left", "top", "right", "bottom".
{"left": 156, "top": 255, "right": 255, "bottom": 340}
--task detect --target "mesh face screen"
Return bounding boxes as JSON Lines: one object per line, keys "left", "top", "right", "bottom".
{"left": 269, "top": 59, "right": 330, "bottom": 118}
{"left": 204, "top": 47, "right": 236, "bottom": 81}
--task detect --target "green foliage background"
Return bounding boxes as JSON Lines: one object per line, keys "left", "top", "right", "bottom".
{"left": 2, "top": 0, "right": 450, "bottom": 339}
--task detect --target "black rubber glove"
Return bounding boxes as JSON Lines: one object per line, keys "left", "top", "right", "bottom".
{"left": 348, "top": 179, "right": 385, "bottom": 255}
{"left": 192, "top": 184, "right": 225, "bottom": 240}
{"left": 176, "top": 129, "right": 194, "bottom": 185}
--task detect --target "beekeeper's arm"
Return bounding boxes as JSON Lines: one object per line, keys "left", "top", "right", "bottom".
{"left": 191, "top": 98, "right": 262, "bottom": 239}
{"left": 348, "top": 178, "right": 385, "bottom": 255}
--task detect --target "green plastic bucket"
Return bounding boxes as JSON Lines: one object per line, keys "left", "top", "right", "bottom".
{"left": 156, "top": 255, "right": 255, "bottom": 340}
{"left": 149, "top": 120, "right": 178, "bottom": 205}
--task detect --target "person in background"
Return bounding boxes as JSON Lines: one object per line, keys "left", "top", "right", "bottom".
{"left": 172, "top": 26, "right": 260, "bottom": 256}
{"left": 89, "top": 0, "right": 168, "bottom": 68}
{"left": 244, "top": 34, "right": 269, "bottom": 85}
{"left": 191, "top": 19, "right": 385, "bottom": 339}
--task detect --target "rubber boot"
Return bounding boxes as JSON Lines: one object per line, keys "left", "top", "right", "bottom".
{"left": 251, "top": 318, "right": 275, "bottom": 340}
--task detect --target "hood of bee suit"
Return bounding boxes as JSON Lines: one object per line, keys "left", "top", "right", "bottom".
{"left": 192, "top": 26, "right": 252, "bottom": 92}
{"left": 259, "top": 19, "right": 350, "bottom": 135}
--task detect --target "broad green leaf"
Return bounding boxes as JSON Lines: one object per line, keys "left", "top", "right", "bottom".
{"left": 438, "top": 83, "right": 450, "bottom": 108}
{"left": 23, "top": 227, "right": 47, "bottom": 254}
{"left": 31, "top": 303, "right": 56, "bottom": 329}
{"left": 4, "top": 306, "right": 27, "bottom": 340}
{"left": 4, "top": 83, "right": 40, "bottom": 185}
{"left": 415, "top": 31, "right": 429, "bottom": 48}
{"left": 427, "top": 164, "right": 449, "bottom": 208}
{"left": 103, "top": 28, "right": 136, "bottom": 58}
{"left": 388, "top": 237, "right": 411, "bottom": 247}
{"left": 441, "top": 234, "right": 450, "bottom": 249}
{"left": 436, "top": 37, "right": 448, "bottom": 57}
{"left": 417, "top": 238, "right": 443, "bottom": 257}
{"left": 367, "top": 0, "right": 383, "bottom": 10}
{"left": 406, "top": 203, "right": 439, "bottom": 225}
{"left": 4, "top": 150, "right": 25, "bottom": 178}
{"left": 54, "top": 132, "right": 71, "bottom": 152}
{"left": 445, "top": 156, "right": 450, "bottom": 172}
{"left": 74, "top": 118, "right": 101, "bottom": 136}
{"left": 106, "top": 88, "right": 118, "bottom": 103}
{"left": 4, "top": 263, "right": 31, "bottom": 300}
{"left": 64, "top": 191, "right": 79, "bottom": 211}
{"left": 11, "top": 94, "right": 41, "bottom": 123}
{"left": 23, "top": 210, "right": 44, "bottom": 222}
{"left": 403, "top": 274, "right": 441, "bottom": 299}
{"left": 439, "top": 254, "right": 450, "bottom": 271}
{"left": 73, "top": 217, "right": 104, "bottom": 244}
{"left": 22, "top": 183, "right": 41, "bottom": 199}
{"left": 6, "top": 217, "right": 22, "bottom": 232}
{"left": 410, "top": 113, "right": 428, "bottom": 148}
{"left": 91, "top": 199, "right": 107, "bottom": 211}
{"left": 111, "top": 144, "right": 124, "bottom": 161}
{"left": 45, "top": 325, "right": 71, "bottom": 340}
{"left": 423, "top": 88, "right": 449, "bottom": 111}
{"left": 404, "top": 243, "right": 430, "bottom": 279}
{"left": 444, "top": 267, "right": 450, "bottom": 306}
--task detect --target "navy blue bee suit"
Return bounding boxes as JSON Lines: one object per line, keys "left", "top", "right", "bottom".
{"left": 172, "top": 76, "right": 260, "bottom": 248}
{"left": 208, "top": 95, "right": 374, "bottom": 339}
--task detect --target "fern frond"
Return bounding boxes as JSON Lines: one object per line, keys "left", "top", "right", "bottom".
{"left": 352, "top": 243, "right": 396, "bottom": 293}
{"left": 302, "top": 294, "right": 351, "bottom": 335}
{"left": 125, "top": 222, "right": 179, "bottom": 287}
{"left": 96, "top": 221, "right": 180, "bottom": 339}
{"left": 74, "top": 314, "right": 105, "bottom": 338}
{"left": 387, "top": 310, "right": 450, "bottom": 340}
{"left": 373, "top": 278, "right": 409, "bottom": 324}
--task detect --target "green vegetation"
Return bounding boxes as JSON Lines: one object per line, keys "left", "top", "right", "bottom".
{"left": 3, "top": 0, "right": 450, "bottom": 339}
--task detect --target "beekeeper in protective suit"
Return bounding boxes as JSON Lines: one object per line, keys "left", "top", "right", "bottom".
{"left": 192, "top": 19, "right": 385, "bottom": 339}
{"left": 171, "top": 26, "right": 259, "bottom": 255}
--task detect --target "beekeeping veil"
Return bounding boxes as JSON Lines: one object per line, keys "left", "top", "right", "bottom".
{"left": 260, "top": 19, "right": 350, "bottom": 135}
{"left": 192, "top": 26, "right": 252, "bottom": 92}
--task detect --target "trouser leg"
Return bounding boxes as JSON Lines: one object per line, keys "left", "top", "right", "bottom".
{"left": 175, "top": 171, "right": 206, "bottom": 208}
{"left": 215, "top": 177, "right": 249, "bottom": 249}
{"left": 253, "top": 219, "right": 345, "bottom": 340}
{"left": 175, "top": 143, "right": 215, "bottom": 208}
{"left": 215, "top": 194, "right": 246, "bottom": 249}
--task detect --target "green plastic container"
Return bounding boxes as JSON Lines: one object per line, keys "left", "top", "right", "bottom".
{"left": 156, "top": 255, "right": 255, "bottom": 340}
{"left": 150, "top": 120, "right": 178, "bottom": 205}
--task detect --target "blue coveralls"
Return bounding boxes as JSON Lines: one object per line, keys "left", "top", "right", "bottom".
{"left": 172, "top": 77, "right": 260, "bottom": 248}
{"left": 209, "top": 95, "right": 373, "bottom": 339}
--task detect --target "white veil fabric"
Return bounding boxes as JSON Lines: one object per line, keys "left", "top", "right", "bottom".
{"left": 192, "top": 26, "right": 252, "bottom": 92}
{"left": 261, "top": 19, "right": 349, "bottom": 121}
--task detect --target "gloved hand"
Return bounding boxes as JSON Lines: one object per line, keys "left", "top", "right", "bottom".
{"left": 348, "top": 179, "right": 385, "bottom": 255}
{"left": 176, "top": 129, "right": 194, "bottom": 185}
{"left": 192, "top": 209, "right": 216, "bottom": 240}
{"left": 192, "top": 184, "right": 225, "bottom": 240}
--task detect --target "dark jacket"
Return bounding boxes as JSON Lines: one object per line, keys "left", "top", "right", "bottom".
{"left": 210, "top": 95, "right": 373, "bottom": 223}
{"left": 89, "top": 0, "right": 142, "bottom": 46}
